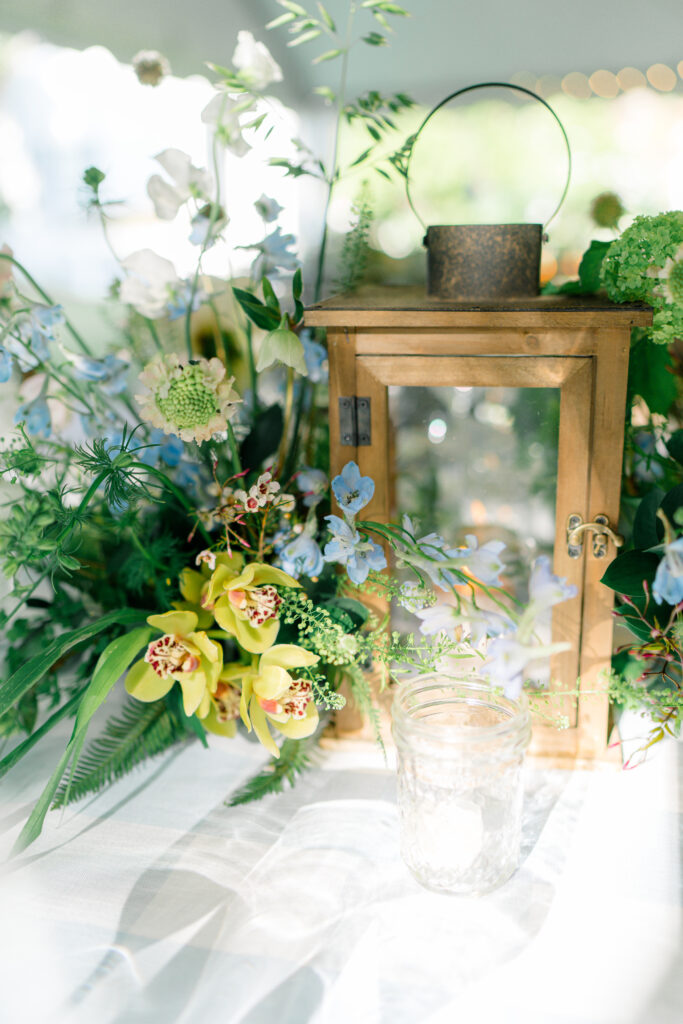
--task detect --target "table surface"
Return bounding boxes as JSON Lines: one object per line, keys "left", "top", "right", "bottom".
{"left": 0, "top": 711, "right": 681, "bottom": 1024}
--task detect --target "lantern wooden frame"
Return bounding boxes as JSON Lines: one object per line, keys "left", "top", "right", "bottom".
{"left": 306, "top": 288, "right": 652, "bottom": 764}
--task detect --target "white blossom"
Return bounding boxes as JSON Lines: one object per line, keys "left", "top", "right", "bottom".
{"left": 146, "top": 149, "right": 212, "bottom": 221}
{"left": 232, "top": 31, "right": 282, "bottom": 90}
{"left": 119, "top": 249, "right": 181, "bottom": 319}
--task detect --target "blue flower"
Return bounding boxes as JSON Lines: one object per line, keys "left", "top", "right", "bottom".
{"left": 15, "top": 395, "right": 51, "bottom": 437}
{"left": 653, "top": 538, "right": 683, "bottom": 605}
{"left": 297, "top": 466, "right": 327, "bottom": 507}
{"left": 331, "top": 461, "right": 374, "bottom": 516}
{"left": 302, "top": 336, "right": 328, "bottom": 384}
{"left": 20, "top": 304, "right": 64, "bottom": 362}
{"left": 69, "top": 353, "right": 129, "bottom": 394}
{"left": 280, "top": 532, "right": 324, "bottom": 579}
{"left": 166, "top": 282, "right": 204, "bottom": 320}
{"left": 0, "top": 346, "right": 13, "bottom": 382}
{"left": 323, "top": 514, "right": 386, "bottom": 584}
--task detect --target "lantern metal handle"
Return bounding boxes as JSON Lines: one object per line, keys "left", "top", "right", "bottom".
{"left": 404, "top": 81, "right": 572, "bottom": 233}
{"left": 566, "top": 514, "right": 624, "bottom": 559}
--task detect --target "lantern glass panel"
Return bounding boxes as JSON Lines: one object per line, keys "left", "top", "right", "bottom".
{"left": 389, "top": 384, "right": 560, "bottom": 600}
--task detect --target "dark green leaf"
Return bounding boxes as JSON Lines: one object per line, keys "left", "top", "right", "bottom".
{"left": 240, "top": 404, "right": 284, "bottom": 470}
{"left": 600, "top": 550, "right": 660, "bottom": 596}
{"left": 0, "top": 608, "right": 147, "bottom": 720}
{"left": 666, "top": 429, "right": 683, "bottom": 465}
{"left": 632, "top": 487, "right": 665, "bottom": 549}
{"left": 261, "top": 276, "right": 281, "bottom": 313}
{"left": 232, "top": 287, "right": 281, "bottom": 331}
{"left": 627, "top": 338, "right": 677, "bottom": 415}
{"left": 660, "top": 482, "right": 683, "bottom": 526}
{"left": 578, "top": 240, "right": 611, "bottom": 293}
{"left": 363, "top": 32, "right": 387, "bottom": 45}
{"left": 325, "top": 597, "right": 369, "bottom": 627}
{"left": 292, "top": 267, "right": 303, "bottom": 301}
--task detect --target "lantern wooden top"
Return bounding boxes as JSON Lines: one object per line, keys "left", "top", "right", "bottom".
{"left": 304, "top": 286, "right": 653, "bottom": 330}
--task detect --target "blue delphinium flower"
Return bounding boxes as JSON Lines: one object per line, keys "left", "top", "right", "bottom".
{"left": 0, "top": 346, "right": 13, "bottom": 382}
{"left": 324, "top": 514, "right": 386, "bottom": 584}
{"left": 653, "top": 538, "right": 683, "bottom": 605}
{"left": 280, "top": 532, "right": 324, "bottom": 580}
{"left": 302, "top": 335, "right": 328, "bottom": 383}
{"left": 331, "top": 461, "right": 374, "bottom": 516}
{"left": 69, "top": 353, "right": 129, "bottom": 394}
{"left": 15, "top": 395, "right": 51, "bottom": 437}
{"left": 20, "top": 304, "right": 64, "bottom": 361}
{"left": 297, "top": 466, "right": 327, "bottom": 507}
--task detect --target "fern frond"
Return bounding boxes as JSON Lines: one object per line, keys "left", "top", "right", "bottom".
{"left": 336, "top": 184, "right": 373, "bottom": 293}
{"left": 345, "top": 664, "right": 386, "bottom": 756}
{"left": 52, "top": 699, "right": 186, "bottom": 808}
{"left": 227, "top": 735, "right": 319, "bottom": 806}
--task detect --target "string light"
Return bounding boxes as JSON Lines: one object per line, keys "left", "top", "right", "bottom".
{"left": 617, "top": 67, "right": 647, "bottom": 90}
{"left": 589, "top": 69, "right": 620, "bottom": 99}
{"left": 647, "top": 63, "right": 677, "bottom": 91}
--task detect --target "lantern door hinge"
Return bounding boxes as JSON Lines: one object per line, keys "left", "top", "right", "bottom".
{"left": 338, "top": 396, "right": 371, "bottom": 446}
{"left": 566, "top": 514, "right": 624, "bottom": 559}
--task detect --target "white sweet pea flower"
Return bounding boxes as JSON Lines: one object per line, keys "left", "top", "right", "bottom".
{"left": 119, "top": 249, "right": 181, "bottom": 319}
{"left": 232, "top": 31, "right": 283, "bottom": 90}
{"left": 201, "top": 92, "right": 251, "bottom": 156}
{"left": 147, "top": 149, "right": 212, "bottom": 221}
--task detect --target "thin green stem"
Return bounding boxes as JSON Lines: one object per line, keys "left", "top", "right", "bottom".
{"left": 0, "top": 253, "right": 92, "bottom": 355}
{"left": 143, "top": 465, "right": 212, "bottom": 544}
{"left": 275, "top": 367, "right": 295, "bottom": 476}
{"left": 313, "top": 3, "right": 356, "bottom": 302}
{"left": 226, "top": 422, "right": 242, "bottom": 476}
{"left": 145, "top": 318, "right": 164, "bottom": 354}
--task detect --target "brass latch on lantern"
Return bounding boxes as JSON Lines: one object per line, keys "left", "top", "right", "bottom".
{"left": 566, "top": 514, "right": 624, "bottom": 559}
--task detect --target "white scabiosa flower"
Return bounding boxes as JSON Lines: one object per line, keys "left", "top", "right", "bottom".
{"left": 136, "top": 354, "right": 241, "bottom": 443}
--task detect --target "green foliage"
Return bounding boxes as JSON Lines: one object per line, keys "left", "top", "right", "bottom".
{"left": 240, "top": 403, "right": 284, "bottom": 471}
{"left": 12, "top": 626, "right": 152, "bottom": 853}
{"left": 227, "top": 734, "right": 319, "bottom": 805}
{"left": 337, "top": 184, "right": 374, "bottom": 293}
{"left": 52, "top": 698, "right": 187, "bottom": 808}
{"left": 232, "top": 286, "right": 282, "bottom": 331}
{"left": 600, "top": 550, "right": 660, "bottom": 597}
{"left": 601, "top": 211, "right": 683, "bottom": 344}
{"left": 627, "top": 333, "right": 677, "bottom": 415}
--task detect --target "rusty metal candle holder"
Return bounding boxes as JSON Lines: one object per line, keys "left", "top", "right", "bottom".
{"left": 405, "top": 82, "right": 572, "bottom": 300}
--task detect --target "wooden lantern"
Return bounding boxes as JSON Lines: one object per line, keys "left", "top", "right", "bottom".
{"left": 306, "top": 288, "right": 652, "bottom": 764}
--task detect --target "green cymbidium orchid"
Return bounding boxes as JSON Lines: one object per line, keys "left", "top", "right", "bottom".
{"left": 235, "top": 644, "right": 320, "bottom": 757}
{"left": 204, "top": 561, "right": 300, "bottom": 653}
{"left": 125, "top": 609, "right": 223, "bottom": 716}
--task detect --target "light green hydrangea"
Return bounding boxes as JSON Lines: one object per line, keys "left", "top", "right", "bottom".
{"left": 601, "top": 211, "right": 683, "bottom": 344}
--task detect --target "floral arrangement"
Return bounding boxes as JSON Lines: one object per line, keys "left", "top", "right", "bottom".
{"left": 2, "top": 1, "right": 682, "bottom": 853}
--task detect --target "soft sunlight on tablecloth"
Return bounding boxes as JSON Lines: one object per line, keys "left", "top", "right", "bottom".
{"left": 0, "top": 713, "right": 680, "bottom": 1024}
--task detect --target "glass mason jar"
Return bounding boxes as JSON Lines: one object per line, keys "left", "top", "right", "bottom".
{"left": 392, "top": 675, "right": 531, "bottom": 895}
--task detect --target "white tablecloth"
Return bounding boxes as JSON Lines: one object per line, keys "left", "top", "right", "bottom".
{"left": 0, "top": 712, "right": 681, "bottom": 1024}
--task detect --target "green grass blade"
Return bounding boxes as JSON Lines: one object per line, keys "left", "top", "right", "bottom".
{"left": 0, "top": 608, "right": 147, "bottom": 719}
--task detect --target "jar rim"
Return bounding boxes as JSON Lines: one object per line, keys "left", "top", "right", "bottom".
{"left": 392, "top": 672, "right": 530, "bottom": 744}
